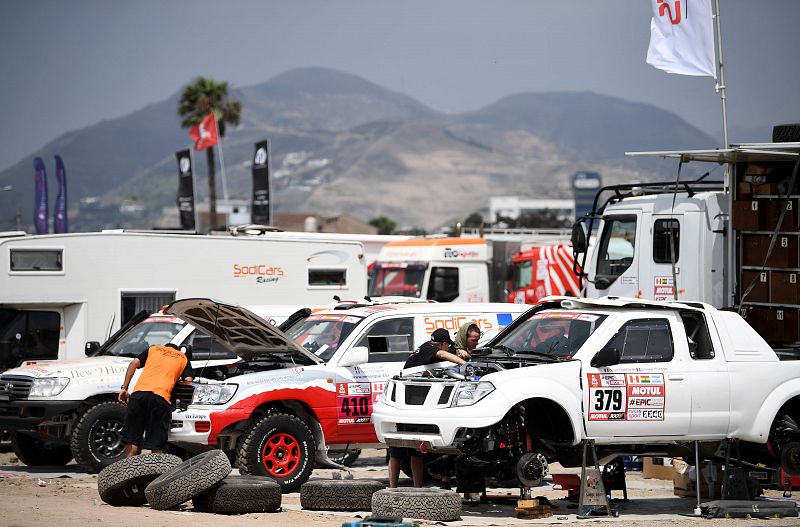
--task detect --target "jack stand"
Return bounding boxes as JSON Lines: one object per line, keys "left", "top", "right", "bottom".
{"left": 693, "top": 440, "right": 702, "bottom": 516}
{"left": 577, "top": 440, "right": 617, "bottom": 518}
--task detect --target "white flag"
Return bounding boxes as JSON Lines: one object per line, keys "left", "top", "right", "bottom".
{"left": 647, "top": 0, "right": 716, "bottom": 77}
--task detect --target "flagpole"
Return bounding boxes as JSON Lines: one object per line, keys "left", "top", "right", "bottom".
{"left": 713, "top": 0, "right": 729, "bottom": 150}
{"left": 215, "top": 115, "right": 229, "bottom": 205}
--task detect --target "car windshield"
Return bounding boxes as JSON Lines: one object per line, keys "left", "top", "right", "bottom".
{"left": 95, "top": 316, "right": 186, "bottom": 357}
{"left": 286, "top": 314, "right": 363, "bottom": 361}
{"left": 369, "top": 262, "right": 427, "bottom": 298}
{"left": 493, "top": 311, "right": 608, "bottom": 359}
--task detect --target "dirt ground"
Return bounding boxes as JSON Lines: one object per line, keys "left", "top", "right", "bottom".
{"left": 2, "top": 445, "right": 800, "bottom": 527}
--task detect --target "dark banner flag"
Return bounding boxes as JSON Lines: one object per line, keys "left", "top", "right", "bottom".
{"left": 175, "top": 149, "right": 196, "bottom": 230}
{"left": 251, "top": 140, "right": 271, "bottom": 225}
{"left": 33, "top": 157, "right": 48, "bottom": 234}
{"left": 53, "top": 155, "right": 68, "bottom": 233}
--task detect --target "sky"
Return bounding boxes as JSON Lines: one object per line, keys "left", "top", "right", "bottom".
{"left": 1, "top": 0, "right": 799, "bottom": 171}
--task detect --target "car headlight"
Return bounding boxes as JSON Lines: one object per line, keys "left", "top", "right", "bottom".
{"left": 29, "top": 377, "right": 70, "bottom": 397}
{"left": 452, "top": 381, "right": 494, "bottom": 407}
{"left": 192, "top": 383, "right": 238, "bottom": 405}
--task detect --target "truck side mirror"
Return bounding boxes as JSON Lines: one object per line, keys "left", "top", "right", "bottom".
{"left": 591, "top": 347, "right": 620, "bottom": 367}
{"left": 85, "top": 341, "right": 100, "bottom": 356}
{"left": 339, "top": 345, "right": 369, "bottom": 367}
{"left": 571, "top": 222, "right": 588, "bottom": 254}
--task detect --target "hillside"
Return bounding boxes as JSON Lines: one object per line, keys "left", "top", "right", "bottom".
{"left": 0, "top": 67, "right": 716, "bottom": 231}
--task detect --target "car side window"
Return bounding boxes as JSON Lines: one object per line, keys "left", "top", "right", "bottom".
{"left": 680, "top": 311, "right": 715, "bottom": 360}
{"left": 356, "top": 317, "right": 414, "bottom": 363}
{"left": 187, "top": 330, "right": 238, "bottom": 361}
{"left": 603, "top": 318, "right": 673, "bottom": 363}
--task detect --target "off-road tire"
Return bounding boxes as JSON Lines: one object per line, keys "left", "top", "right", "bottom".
{"left": 192, "top": 475, "right": 282, "bottom": 514}
{"left": 237, "top": 414, "right": 316, "bottom": 493}
{"left": 301, "top": 479, "right": 385, "bottom": 511}
{"left": 70, "top": 401, "right": 127, "bottom": 473}
{"left": 324, "top": 448, "right": 362, "bottom": 467}
{"left": 10, "top": 431, "right": 73, "bottom": 466}
{"left": 97, "top": 453, "right": 182, "bottom": 506}
{"left": 371, "top": 488, "right": 462, "bottom": 521}
{"left": 144, "top": 449, "right": 231, "bottom": 510}
{"left": 773, "top": 124, "right": 800, "bottom": 143}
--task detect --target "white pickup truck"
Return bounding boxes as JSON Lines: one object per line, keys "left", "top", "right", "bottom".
{"left": 372, "top": 296, "right": 800, "bottom": 491}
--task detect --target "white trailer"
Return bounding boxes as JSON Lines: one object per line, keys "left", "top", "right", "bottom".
{"left": 0, "top": 230, "right": 367, "bottom": 369}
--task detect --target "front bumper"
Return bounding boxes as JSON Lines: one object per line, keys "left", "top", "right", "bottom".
{"left": 0, "top": 400, "right": 82, "bottom": 429}
{"left": 371, "top": 381, "right": 511, "bottom": 450}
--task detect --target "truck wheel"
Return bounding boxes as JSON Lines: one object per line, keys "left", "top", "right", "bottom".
{"left": 192, "top": 475, "right": 282, "bottom": 514}
{"left": 144, "top": 449, "right": 231, "bottom": 510}
{"left": 301, "top": 478, "right": 385, "bottom": 511}
{"left": 97, "top": 453, "right": 182, "bottom": 506}
{"left": 324, "top": 448, "right": 362, "bottom": 467}
{"left": 371, "top": 488, "right": 462, "bottom": 521}
{"left": 237, "top": 414, "right": 316, "bottom": 493}
{"left": 70, "top": 401, "right": 127, "bottom": 473}
{"left": 10, "top": 431, "right": 73, "bottom": 466}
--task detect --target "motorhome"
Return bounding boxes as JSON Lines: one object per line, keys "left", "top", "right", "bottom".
{"left": 0, "top": 230, "right": 368, "bottom": 369}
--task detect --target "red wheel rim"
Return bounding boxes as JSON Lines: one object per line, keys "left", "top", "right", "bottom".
{"left": 260, "top": 432, "right": 300, "bottom": 477}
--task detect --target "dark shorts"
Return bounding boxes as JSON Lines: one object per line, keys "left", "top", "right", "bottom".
{"left": 122, "top": 391, "right": 171, "bottom": 449}
{"left": 389, "top": 446, "right": 422, "bottom": 460}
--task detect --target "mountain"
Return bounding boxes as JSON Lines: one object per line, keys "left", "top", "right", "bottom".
{"left": 0, "top": 67, "right": 716, "bottom": 232}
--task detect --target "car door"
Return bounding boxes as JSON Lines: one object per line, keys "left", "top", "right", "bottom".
{"left": 583, "top": 313, "right": 691, "bottom": 437}
{"left": 333, "top": 316, "right": 414, "bottom": 440}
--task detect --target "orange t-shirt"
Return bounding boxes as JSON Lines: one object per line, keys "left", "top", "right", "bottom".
{"left": 132, "top": 345, "right": 190, "bottom": 403}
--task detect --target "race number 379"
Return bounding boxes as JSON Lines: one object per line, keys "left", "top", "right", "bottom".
{"left": 593, "top": 388, "right": 623, "bottom": 411}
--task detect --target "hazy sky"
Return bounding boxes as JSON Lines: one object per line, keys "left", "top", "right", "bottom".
{"left": 1, "top": 0, "right": 798, "bottom": 171}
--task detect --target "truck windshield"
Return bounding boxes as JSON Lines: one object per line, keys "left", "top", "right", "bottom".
{"left": 494, "top": 311, "right": 608, "bottom": 359}
{"left": 286, "top": 314, "right": 362, "bottom": 361}
{"left": 369, "top": 262, "right": 427, "bottom": 298}
{"left": 511, "top": 260, "right": 533, "bottom": 290}
{"left": 94, "top": 316, "right": 186, "bottom": 358}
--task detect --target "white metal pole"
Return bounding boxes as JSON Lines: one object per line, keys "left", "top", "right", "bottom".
{"left": 216, "top": 115, "right": 229, "bottom": 205}
{"left": 714, "top": 0, "right": 729, "bottom": 150}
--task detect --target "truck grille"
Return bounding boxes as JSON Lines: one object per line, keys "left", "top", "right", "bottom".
{"left": 0, "top": 375, "right": 34, "bottom": 400}
{"left": 404, "top": 385, "right": 430, "bottom": 405}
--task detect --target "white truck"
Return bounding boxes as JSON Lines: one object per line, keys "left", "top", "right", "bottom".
{"left": 166, "top": 298, "right": 529, "bottom": 492}
{"left": 0, "top": 304, "right": 308, "bottom": 472}
{"left": 0, "top": 230, "right": 367, "bottom": 369}
{"left": 369, "top": 230, "right": 574, "bottom": 304}
{"left": 371, "top": 296, "right": 800, "bottom": 492}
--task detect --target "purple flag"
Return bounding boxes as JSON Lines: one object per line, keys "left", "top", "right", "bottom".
{"left": 33, "top": 157, "right": 48, "bottom": 234}
{"left": 53, "top": 155, "right": 68, "bottom": 233}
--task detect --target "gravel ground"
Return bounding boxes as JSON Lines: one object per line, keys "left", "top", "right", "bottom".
{"left": 2, "top": 445, "right": 800, "bottom": 527}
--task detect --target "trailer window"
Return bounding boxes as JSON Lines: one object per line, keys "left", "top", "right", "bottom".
{"left": 602, "top": 318, "right": 673, "bottom": 363}
{"left": 308, "top": 268, "right": 347, "bottom": 287}
{"left": 10, "top": 249, "right": 63, "bottom": 271}
{"left": 653, "top": 219, "right": 680, "bottom": 263}
{"left": 0, "top": 309, "right": 60, "bottom": 369}
{"left": 596, "top": 216, "right": 636, "bottom": 283}
{"left": 121, "top": 292, "right": 176, "bottom": 326}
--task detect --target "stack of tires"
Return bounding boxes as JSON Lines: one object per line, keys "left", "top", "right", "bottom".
{"left": 97, "top": 450, "right": 281, "bottom": 514}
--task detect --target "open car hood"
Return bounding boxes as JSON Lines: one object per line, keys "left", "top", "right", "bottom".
{"left": 165, "top": 298, "right": 322, "bottom": 364}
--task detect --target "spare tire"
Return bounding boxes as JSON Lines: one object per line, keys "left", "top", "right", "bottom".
{"left": 773, "top": 124, "right": 800, "bottom": 143}
{"left": 301, "top": 479, "right": 386, "bottom": 511}
{"left": 144, "top": 449, "right": 231, "bottom": 510}
{"left": 193, "top": 475, "right": 282, "bottom": 514}
{"left": 97, "top": 453, "right": 183, "bottom": 506}
{"left": 371, "top": 487, "right": 462, "bottom": 521}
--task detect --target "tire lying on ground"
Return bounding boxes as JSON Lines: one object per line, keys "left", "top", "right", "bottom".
{"left": 371, "top": 487, "right": 462, "bottom": 521}
{"left": 144, "top": 449, "right": 231, "bottom": 510}
{"left": 192, "top": 475, "right": 282, "bottom": 514}
{"left": 300, "top": 479, "right": 386, "bottom": 511}
{"left": 97, "top": 453, "right": 183, "bottom": 506}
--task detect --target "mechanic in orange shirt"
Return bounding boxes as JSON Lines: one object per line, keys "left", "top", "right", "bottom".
{"left": 118, "top": 343, "right": 194, "bottom": 457}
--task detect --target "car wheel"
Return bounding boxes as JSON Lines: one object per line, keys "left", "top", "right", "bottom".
{"left": 10, "top": 431, "right": 73, "bottom": 466}
{"left": 237, "top": 414, "right": 316, "bottom": 493}
{"left": 193, "top": 475, "right": 282, "bottom": 514}
{"left": 70, "top": 401, "right": 127, "bottom": 473}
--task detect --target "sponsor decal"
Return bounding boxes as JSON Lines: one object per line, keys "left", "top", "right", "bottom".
{"left": 443, "top": 248, "right": 480, "bottom": 259}
{"left": 233, "top": 263, "right": 285, "bottom": 284}
{"left": 69, "top": 365, "right": 127, "bottom": 379}
{"left": 423, "top": 316, "right": 495, "bottom": 333}
{"left": 654, "top": 276, "right": 675, "bottom": 301}
{"left": 587, "top": 372, "right": 666, "bottom": 421}
{"left": 336, "top": 382, "right": 374, "bottom": 425}
{"left": 307, "top": 250, "right": 350, "bottom": 265}
{"left": 245, "top": 370, "right": 303, "bottom": 385}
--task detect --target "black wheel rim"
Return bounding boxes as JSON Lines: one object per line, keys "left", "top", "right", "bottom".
{"left": 91, "top": 418, "right": 125, "bottom": 459}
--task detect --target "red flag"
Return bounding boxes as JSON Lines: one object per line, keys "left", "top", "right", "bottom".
{"left": 189, "top": 113, "right": 219, "bottom": 151}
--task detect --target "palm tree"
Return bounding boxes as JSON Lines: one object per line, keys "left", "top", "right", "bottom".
{"left": 178, "top": 77, "right": 241, "bottom": 230}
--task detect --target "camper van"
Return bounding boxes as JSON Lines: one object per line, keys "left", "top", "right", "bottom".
{"left": 0, "top": 230, "right": 368, "bottom": 369}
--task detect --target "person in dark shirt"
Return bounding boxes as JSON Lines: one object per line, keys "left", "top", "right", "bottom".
{"left": 388, "top": 328, "right": 466, "bottom": 487}
{"left": 119, "top": 343, "right": 194, "bottom": 457}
